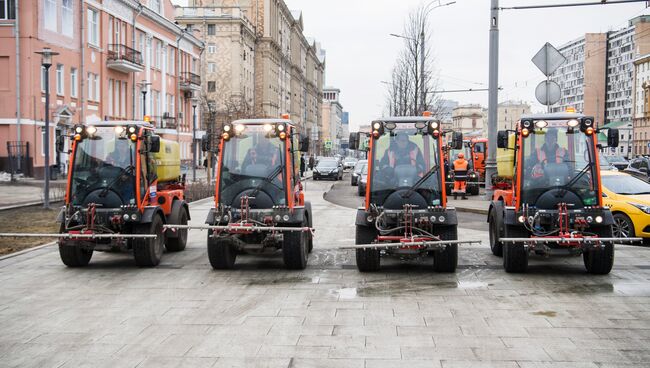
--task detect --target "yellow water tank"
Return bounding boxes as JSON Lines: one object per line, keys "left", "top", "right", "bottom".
{"left": 153, "top": 139, "right": 181, "bottom": 183}
{"left": 496, "top": 133, "right": 516, "bottom": 179}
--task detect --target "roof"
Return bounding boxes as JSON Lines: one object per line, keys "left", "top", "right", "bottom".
{"left": 520, "top": 112, "right": 588, "bottom": 120}
{"left": 373, "top": 116, "right": 438, "bottom": 123}
{"left": 231, "top": 119, "right": 294, "bottom": 126}
{"left": 91, "top": 121, "right": 155, "bottom": 128}
{"left": 601, "top": 121, "right": 632, "bottom": 129}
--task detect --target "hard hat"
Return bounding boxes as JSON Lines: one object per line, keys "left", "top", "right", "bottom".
{"left": 458, "top": 152, "right": 465, "bottom": 159}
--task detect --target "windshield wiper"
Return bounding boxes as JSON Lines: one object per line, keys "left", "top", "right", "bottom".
{"left": 401, "top": 165, "right": 439, "bottom": 198}
{"left": 99, "top": 165, "right": 135, "bottom": 198}
{"left": 554, "top": 164, "right": 590, "bottom": 198}
{"left": 249, "top": 165, "right": 283, "bottom": 197}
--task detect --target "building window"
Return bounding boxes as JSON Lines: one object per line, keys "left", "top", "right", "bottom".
{"left": 87, "top": 73, "right": 99, "bottom": 101}
{"left": 208, "top": 81, "right": 216, "bottom": 92}
{"left": 56, "top": 64, "right": 64, "bottom": 95}
{"left": 44, "top": 0, "right": 56, "bottom": 31}
{"left": 208, "top": 44, "right": 217, "bottom": 54}
{"left": 168, "top": 50, "right": 175, "bottom": 75}
{"left": 121, "top": 81, "right": 127, "bottom": 118}
{"left": 150, "top": 0, "right": 161, "bottom": 14}
{"left": 208, "top": 24, "right": 216, "bottom": 35}
{"left": 62, "top": 0, "right": 73, "bottom": 37}
{"left": 155, "top": 40, "right": 162, "bottom": 69}
{"left": 208, "top": 63, "right": 216, "bottom": 73}
{"left": 108, "top": 79, "right": 113, "bottom": 116}
{"left": 70, "top": 68, "right": 77, "bottom": 98}
{"left": 0, "top": 0, "right": 16, "bottom": 20}
{"left": 87, "top": 8, "right": 99, "bottom": 46}
{"left": 40, "top": 66, "right": 46, "bottom": 93}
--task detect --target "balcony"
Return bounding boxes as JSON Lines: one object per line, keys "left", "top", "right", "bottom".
{"left": 180, "top": 72, "right": 201, "bottom": 91}
{"left": 107, "top": 44, "right": 144, "bottom": 73}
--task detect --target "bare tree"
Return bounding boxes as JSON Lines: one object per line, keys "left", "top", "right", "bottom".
{"left": 385, "top": 5, "right": 444, "bottom": 119}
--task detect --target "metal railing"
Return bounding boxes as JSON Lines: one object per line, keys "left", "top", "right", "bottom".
{"left": 107, "top": 44, "right": 143, "bottom": 65}
{"left": 181, "top": 72, "right": 201, "bottom": 86}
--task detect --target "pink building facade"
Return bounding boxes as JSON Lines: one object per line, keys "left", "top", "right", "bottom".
{"left": 0, "top": 0, "right": 203, "bottom": 178}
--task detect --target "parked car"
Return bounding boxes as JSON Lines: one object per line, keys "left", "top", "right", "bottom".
{"left": 599, "top": 153, "right": 618, "bottom": 171}
{"left": 343, "top": 157, "right": 358, "bottom": 170}
{"left": 313, "top": 158, "right": 343, "bottom": 180}
{"left": 605, "top": 155, "right": 629, "bottom": 170}
{"left": 601, "top": 170, "right": 650, "bottom": 244}
{"left": 351, "top": 160, "right": 367, "bottom": 186}
{"left": 624, "top": 157, "right": 650, "bottom": 183}
{"left": 357, "top": 164, "right": 368, "bottom": 196}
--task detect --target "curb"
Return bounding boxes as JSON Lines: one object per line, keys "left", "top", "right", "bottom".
{"left": 0, "top": 201, "right": 64, "bottom": 212}
{"left": 0, "top": 241, "right": 56, "bottom": 262}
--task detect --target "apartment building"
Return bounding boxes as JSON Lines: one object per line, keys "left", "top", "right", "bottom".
{"left": 178, "top": 0, "right": 325, "bottom": 151}
{"left": 0, "top": 0, "right": 203, "bottom": 178}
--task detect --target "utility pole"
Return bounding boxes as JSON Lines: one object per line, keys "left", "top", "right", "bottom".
{"left": 485, "top": 0, "right": 499, "bottom": 198}
{"left": 420, "top": 29, "right": 426, "bottom": 113}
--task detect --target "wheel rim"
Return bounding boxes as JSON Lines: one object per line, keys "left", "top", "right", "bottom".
{"left": 489, "top": 219, "right": 497, "bottom": 250}
{"left": 613, "top": 216, "right": 631, "bottom": 238}
{"left": 178, "top": 214, "right": 188, "bottom": 244}
{"left": 154, "top": 222, "right": 164, "bottom": 258}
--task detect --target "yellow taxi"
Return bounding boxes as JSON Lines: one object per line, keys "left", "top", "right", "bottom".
{"left": 601, "top": 170, "right": 650, "bottom": 244}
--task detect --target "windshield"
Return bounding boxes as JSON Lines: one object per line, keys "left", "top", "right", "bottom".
{"left": 354, "top": 161, "right": 367, "bottom": 173}
{"left": 449, "top": 146, "right": 473, "bottom": 169}
{"left": 370, "top": 124, "right": 442, "bottom": 206}
{"left": 603, "top": 174, "right": 650, "bottom": 195}
{"left": 70, "top": 126, "right": 136, "bottom": 206}
{"left": 521, "top": 127, "right": 598, "bottom": 207}
{"left": 317, "top": 160, "right": 338, "bottom": 169}
{"left": 218, "top": 125, "right": 286, "bottom": 207}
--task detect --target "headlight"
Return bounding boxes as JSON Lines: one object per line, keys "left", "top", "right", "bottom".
{"left": 123, "top": 214, "right": 130, "bottom": 221}
{"left": 131, "top": 214, "right": 138, "bottom": 221}
{"left": 223, "top": 215, "right": 229, "bottom": 222}
{"left": 630, "top": 202, "right": 650, "bottom": 214}
{"left": 438, "top": 216, "right": 445, "bottom": 222}
{"left": 367, "top": 215, "right": 374, "bottom": 222}
{"left": 518, "top": 216, "right": 526, "bottom": 223}
{"left": 282, "top": 215, "right": 290, "bottom": 222}
{"left": 595, "top": 216, "right": 603, "bottom": 224}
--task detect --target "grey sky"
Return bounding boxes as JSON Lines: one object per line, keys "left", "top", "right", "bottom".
{"left": 175, "top": 0, "right": 650, "bottom": 130}
{"left": 284, "top": 0, "right": 649, "bottom": 130}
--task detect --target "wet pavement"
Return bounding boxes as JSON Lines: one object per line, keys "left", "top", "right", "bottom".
{"left": 1, "top": 174, "right": 650, "bottom": 367}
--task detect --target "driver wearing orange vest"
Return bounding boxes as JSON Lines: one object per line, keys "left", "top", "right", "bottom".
{"left": 379, "top": 133, "right": 426, "bottom": 179}
{"left": 453, "top": 152, "right": 469, "bottom": 200}
{"left": 531, "top": 128, "right": 567, "bottom": 178}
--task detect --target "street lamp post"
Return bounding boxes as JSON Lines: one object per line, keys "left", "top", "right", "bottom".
{"left": 389, "top": 1, "right": 455, "bottom": 115}
{"left": 207, "top": 100, "right": 217, "bottom": 183}
{"left": 35, "top": 47, "right": 59, "bottom": 209}
{"left": 191, "top": 98, "right": 198, "bottom": 182}
{"left": 138, "top": 81, "right": 151, "bottom": 117}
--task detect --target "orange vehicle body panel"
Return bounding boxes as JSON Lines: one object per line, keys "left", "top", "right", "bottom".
{"left": 470, "top": 138, "right": 488, "bottom": 178}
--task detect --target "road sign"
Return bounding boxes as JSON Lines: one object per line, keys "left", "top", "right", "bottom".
{"left": 325, "top": 140, "right": 332, "bottom": 149}
{"left": 535, "top": 80, "right": 561, "bottom": 106}
{"left": 532, "top": 42, "right": 566, "bottom": 77}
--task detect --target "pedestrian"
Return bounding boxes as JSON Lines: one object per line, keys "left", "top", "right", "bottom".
{"left": 453, "top": 152, "right": 469, "bottom": 200}
{"left": 309, "top": 155, "right": 315, "bottom": 170}
{"left": 300, "top": 154, "right": 306, "bottom": 177}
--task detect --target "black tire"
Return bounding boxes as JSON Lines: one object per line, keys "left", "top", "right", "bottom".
{"left": 612, "top": 213, "right": 635, "bottom": 239}
{"left": 355, "top": 225, "right": 380, "bottom": 272}
{"left": 583, "top": 226, "right": 615, "bottom": 275}
{"left": 433, "top": 226, "right": 458, "bottom": 273}
{"left": 469, "top": 184, "right": 480, "bottom": 196}
{"left": 305, "top": 203, "right": 314, "bottom": 253}
{"left": 133, "top": 215, "right": 165, "bottom": 267}
{"left": 165, "top": 208, "right": 188, "bottom": 252}
{"left": 58, "top": 223, "right": 93, "bottom": 267}
{"left": 503, "top": 225, "right": 529, "bottom": 273}
{"left": 283, "top": 219, "right": 309, "bottom": 270}
{"left": 207, "top": 230, "right": 237, "bottom": 269}
{"left": 488, "top": 208, "right": 503, "bottom": 257}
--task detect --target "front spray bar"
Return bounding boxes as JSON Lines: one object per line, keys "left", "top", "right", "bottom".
{"left": 500, "top": 237, "right": 642, "bottom": 244}
{"left": 163, "top": 224, "right": 314, "bottom": 233}
{"left": 339, "top": 239, "right": 482, "bottom": 251}
{"left": 0, "top": 233, "right": 157, "bottom": 239}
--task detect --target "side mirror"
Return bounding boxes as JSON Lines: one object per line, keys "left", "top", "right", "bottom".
{"left": 149, "top": 135, "right": 161, "bottom": 153}
{"left": 299, "top": 135, "right": 310, "bottom": 152}
{"left": 201, "top": 134, "right": 211, "bottom": 152}
{"left": 497, "top": 130, "right": 508, "bottom": 149}
{"left": 451, "top": 131, "right": 463, "bottom": 150}
{"left": 607, "top": 128, "right": 619, "bottom": 148}
{"left": 56, "top": 135, "right": 65, "bottom": 153}
{"left": 349, "top": 132, "right": 360, "bottom": 150}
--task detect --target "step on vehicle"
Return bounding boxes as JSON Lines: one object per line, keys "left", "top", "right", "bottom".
{"left": 53, "top": 120, "right": 190, "bottom": 267}
{"left": 488, "top": 112, "right": 641, "bottom": 274}
{"left": 174, "top": 115, "right": 314, "bottom": 270}
{"left": 345, "top": 112, "right": 480, "bottom": 272}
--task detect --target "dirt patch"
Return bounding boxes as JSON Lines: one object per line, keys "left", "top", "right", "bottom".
{"left": 533, "top": 310, "right": 557, "bottom": 318}
{"left": 0, "top": 206, "right": 60, "bottom": 255}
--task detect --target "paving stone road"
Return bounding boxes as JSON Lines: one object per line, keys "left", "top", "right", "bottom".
{"left": 1, "top": 175, "right": 650, "bottom": 367}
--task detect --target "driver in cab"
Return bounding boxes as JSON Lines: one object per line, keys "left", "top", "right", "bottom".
{"left": 378, "top": 133, "right": 426, "bottom": 185}
{"left": 530, "top": 127, "right": 568, "bottom": 179}
{"left": 107, "top": 140, "right": 132, "bottom": 168}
